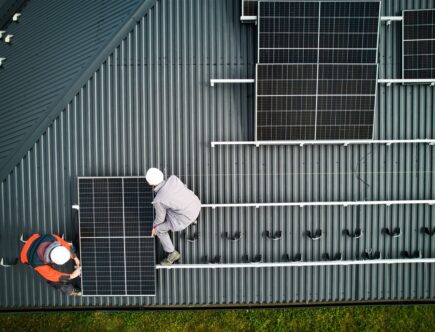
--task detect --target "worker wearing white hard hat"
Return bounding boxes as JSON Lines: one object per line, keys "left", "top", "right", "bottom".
{"left": 20, "top": 233, "right": 82, "bottom": 296}
{"left": 146, "top": 168, "right": 201, "bottom": 265}
{"left": 146, "top": 167, "right": 165, "bottom": 186}
{"left": 50, "top": 246, "right": 71, "bottom": 265}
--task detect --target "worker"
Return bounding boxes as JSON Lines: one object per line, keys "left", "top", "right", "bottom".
{"left": 146, "top": 168, "right": 201, "bottom": 265}
{"left": 20, "top": 233, "right": 81, "bottom": 296}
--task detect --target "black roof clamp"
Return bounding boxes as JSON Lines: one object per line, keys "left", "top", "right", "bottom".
{"left": 361, "top": 250, "right": 381, "bottom": 260}
{"left": 210, "top": 256, "right": 221, "bottom": 264}
{"left": 305, "top": 229, "right": 322, "bottom": 240}
{"left": 222, "top": 231, "right": 241, "bottom": 241}
{"left": 242, "top": 254, "right": 262, "bottom": 263}
{"left": 282, "top": 253, "right": 302, "bottom": 262}
{"left": 183, "top": 231, "right": 199, "bottom": 243}
{"left": 400, "top": 250, "right": 422, "bottom": 259}
{"left": 342, "top": 228, "right": 363, "bottom": 239}
{"left": 382, "top": 227, "right": 401, "bottom": 237}
{"left": 321, "top": 253, "right": 342, "bottom": 261}
{"left": 201, "top": 255, "right": 221, "bottom": 264}
{"left": 422, "top": 227, "right": 435, "bottom": 236}
{"left": 264, "top": 230, "right": 282, "bottom": 240}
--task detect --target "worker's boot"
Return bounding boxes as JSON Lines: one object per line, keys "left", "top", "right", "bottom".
{"left": 70, "top": 288, "right": 82, "bottom": 296}
{"left": 161, "top": 250, "right": 181, "bottom": 265}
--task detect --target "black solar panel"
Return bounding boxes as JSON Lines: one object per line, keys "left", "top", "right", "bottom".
{"left": 256, "top": 1, "right": 380, "bottom": 141}
{"left": 78, "top": 177, "right": 156, "bottom": 296}
{"left": 242, "top": 0, "right": 258, "bottom": 16}
{"left": 403, "top": 9, "right": 435, "bottom": 79}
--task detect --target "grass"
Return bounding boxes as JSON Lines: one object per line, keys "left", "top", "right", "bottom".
{"left": 0, "top": 305, "right": 434, "bottom": 332}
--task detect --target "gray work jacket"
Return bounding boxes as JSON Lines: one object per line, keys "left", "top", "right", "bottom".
{"left": 152, "top": 175, "right": 201, "bottom": 231}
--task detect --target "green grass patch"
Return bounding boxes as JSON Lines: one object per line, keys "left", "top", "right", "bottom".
{"left": 0, "top": 305, "right": 434, "bottom": 332}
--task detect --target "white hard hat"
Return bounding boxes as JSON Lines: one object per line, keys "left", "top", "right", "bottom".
{"left": 146, "top": 168, "right": 164, "bottom": 186}
{"left": 50, "top": 246, "right": 70, "bottom": 265}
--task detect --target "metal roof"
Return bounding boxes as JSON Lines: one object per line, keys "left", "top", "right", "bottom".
{"left": 0, "top": 0, "right": 26, "bottom": 28}
{"left": 0, "top": 0, "right": 156, "bottom": 182}
{"left": 1, "top": 0, "right": 435, "bottom": 309}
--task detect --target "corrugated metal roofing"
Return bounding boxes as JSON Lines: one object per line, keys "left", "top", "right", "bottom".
{"left": 0, "top": 0, "right": 26, "bottom": 28}
{"left": 0, "top": 0, "right": 152, "bottom": 182}
{"left": 1, "top": 0, "right": 435, "bottom": 309}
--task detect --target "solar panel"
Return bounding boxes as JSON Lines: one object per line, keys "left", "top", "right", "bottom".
{"left": 403, "top": 9, "right": 435, "bottom": 79}
{"left": 242, "top": 0, "right": 258, "bottom": 16}
{"left": 78, "top": 177, "right": 156, "bottom": 296}
{"left": 255, "top": 1, "right": 380, "bottom": 141}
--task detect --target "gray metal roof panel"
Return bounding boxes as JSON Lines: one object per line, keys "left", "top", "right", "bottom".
{"left": 0, "top": 0, "right": 26, "bottom": 28}
{"left": 1, "top": 0, "right": 435, "bottom": 308}
{"left": 0, "top": 0, "right": 154, "bottom": 182}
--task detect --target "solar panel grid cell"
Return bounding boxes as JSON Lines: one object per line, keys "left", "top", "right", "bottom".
{"left": 258, "top": 79, "right": 317, "bottom": 95}
{"left": 319, "top": 33, "right": 378, "bottom": 49}
{"left": 260, "top": 32, "right": 318, "bottom": 48}
{"left": 258, "top": 126, "right": 316, "bottom": 140}
{"left": 318, "top": 50, "right": 377, "bottom": 63}
{"left": 316, "top": 125, "right": 373, "bottom": 139}
{"left": 256, "top": 1, "right": 380, "bottom": 141}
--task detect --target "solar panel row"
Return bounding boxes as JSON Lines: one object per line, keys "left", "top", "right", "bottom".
{"left": 258, "top": 111, "right": 372, "bottom": 126}
{"left": 403, "top": 9, "right": 435, "bottom": 79}
{"left": 259, "top": 50, "right": 377, "bottom": 64}
{"left": 252, "top": 1, "right": 379, "bottom": 17}
{"left": 260, "top": 34, "right": 377, "bottom": 50}
{"left": 260, "top": 18, "right": 378, "bottom": 33}
{"left": 78, "top": 177, "right": 156, "bottom": 296}
{"left": 256, "top": 1, "right": 380, "bottom": 141}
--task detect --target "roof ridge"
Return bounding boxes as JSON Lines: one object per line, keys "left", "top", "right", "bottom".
{"left": 0, "top": 0, "right": 158, "bottom": 183}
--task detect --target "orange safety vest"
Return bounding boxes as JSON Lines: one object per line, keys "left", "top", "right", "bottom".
{"left": 21, "top": 234, "right": 73, "bottom": 283}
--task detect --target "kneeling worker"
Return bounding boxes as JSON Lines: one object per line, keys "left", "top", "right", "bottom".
{"left": 21, "top": 233, "right": 81, "bottom": 296}
{"left": 146, "top": 168, "right": 201, "bottom": 265}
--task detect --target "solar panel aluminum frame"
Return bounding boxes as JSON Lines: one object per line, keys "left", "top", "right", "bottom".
{"left": 255, "top": 1, "right": 381, "bottom": 142}
{"left": 372, "top": 4, "right": 381, "bottom": 140}
{"left": 77, "top": 176, "right": 156, "bottom": 297}
{"left": 402, "top": 9, "right": 408, "bottom": 82}
{"left": 254, "top": 3, "right": 261, "bottom": 141}
{"left": 254, "top": 64, "right": 258, "bottom": 141}
{"left": 314, "top": 2, "right": 322, "bottom": 140}
{"left": 402, "top": 9, "right": 435, "bottom": 81}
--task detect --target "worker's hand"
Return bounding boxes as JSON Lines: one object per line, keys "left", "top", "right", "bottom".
{"left": 151, "top": 227, "right": 156, "bottom": 237}
{"left": 73, "top": 256, "right": 80, "bottom": 267}
{"left": 70, "top": 267, "right": 81, "bottom": 279}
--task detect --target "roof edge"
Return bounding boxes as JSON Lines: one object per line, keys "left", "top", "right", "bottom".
{"left": 0, "top": 0, "right": 158, "bottom": 183}
{"left": 1, "top": 299, "right": 435, "bottom": 312}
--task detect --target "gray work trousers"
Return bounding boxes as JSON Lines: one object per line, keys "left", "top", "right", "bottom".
{"left": 155, "top": 222, "right": 176, "bottom": 253}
